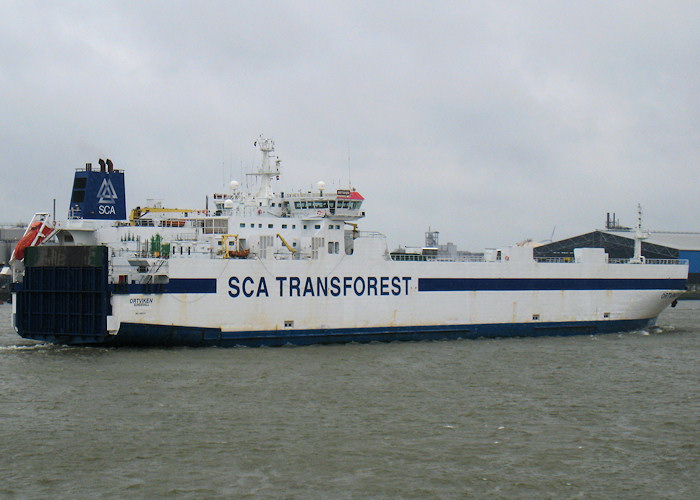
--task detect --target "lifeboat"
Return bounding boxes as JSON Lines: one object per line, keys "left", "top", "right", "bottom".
{"left": 162, "top": 219, "right": 186, "bottom": 228}
{"left": 228, "top": 249, "right": 250, "bottom": 259}
{"left": 11, "top": 219, "right": 55, "bottom": 261}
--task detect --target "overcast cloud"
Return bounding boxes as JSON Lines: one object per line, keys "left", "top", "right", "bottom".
{"left": 1, "top": 1, "right": 698, "bottom": 250}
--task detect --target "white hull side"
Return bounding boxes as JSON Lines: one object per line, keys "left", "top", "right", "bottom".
{"left": 110, "top": 258, "right": 687, "bottom": 333}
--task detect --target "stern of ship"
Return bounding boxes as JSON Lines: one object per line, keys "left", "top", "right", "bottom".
{"left": 12, "top": 245, "right": 115, "bottom": 345}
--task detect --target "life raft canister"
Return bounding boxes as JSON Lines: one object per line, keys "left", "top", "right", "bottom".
{"left": 11, "top": 222, "right": 54, "bottom": 261}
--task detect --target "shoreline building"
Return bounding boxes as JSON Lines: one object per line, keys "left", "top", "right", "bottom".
{"left": 534, "top": 213, "right": 700, "bottom": 290}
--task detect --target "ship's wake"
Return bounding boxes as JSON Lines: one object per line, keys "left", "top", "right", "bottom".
{"left": 631, "top": 324, "right": 674, "bottom": 336}
{"left": 0, "top": 343, "right": 67, "bottom": 351}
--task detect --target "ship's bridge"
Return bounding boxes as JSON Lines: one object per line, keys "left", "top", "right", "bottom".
{"left": 282, "top": 189, "right": 365, "bottom": 219}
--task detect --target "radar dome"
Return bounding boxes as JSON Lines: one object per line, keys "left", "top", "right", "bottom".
{"left": 230, "top": 180, "right": 239, "bottom": 190}
{"left": 317, "top": 181, "right": 326, "bottom": 190}
{"left": 224, "top": 199, "right": 234, "bottom": 209}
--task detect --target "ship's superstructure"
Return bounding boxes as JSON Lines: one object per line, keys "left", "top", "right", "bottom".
{"left": 7, "top": 138, "right": 689, "bottom": 346}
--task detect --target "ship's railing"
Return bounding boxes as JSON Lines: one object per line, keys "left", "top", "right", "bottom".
{"left": 357, "top": 231, "right": 386, "bottom": 239}
{"left": 535, "top": 257, "right": 689, "bottom": 265}
{"left": 587, "top": 258, "right": 689, "bottom": 265}
{"left": 391, "top": 254, "right": 689, "bottom": 265}
{"left": 172, "top": 232, "right": 198, "bottom": 241}
{"left": 67, "top": 206, "right": 82, "bottom": 220}
{"left": 391, "top": 254, "right": 485, "bottom": 262}
{"left": 432, "top": 255, "right": 485, "bottom": 262}
{"left": 632, "top": 258, "right": 688, "bottom": 265}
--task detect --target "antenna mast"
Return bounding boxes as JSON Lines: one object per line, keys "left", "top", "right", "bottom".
{"left": 247, "top": 136, "right": 281, "bottom": 203}
{"left": 347, "top": 137, "right": 352, "bottom": 187}
{"left": 631, "top": 204, "right": 649, "bottom": 263}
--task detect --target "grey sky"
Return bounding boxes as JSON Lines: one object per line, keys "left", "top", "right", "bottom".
{"left": 1, "top": 1, "right": 698, "bottom": 250}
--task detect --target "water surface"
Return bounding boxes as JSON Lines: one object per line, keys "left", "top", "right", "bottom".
{"left": 1, "top": 302, "right": 698, "bottom": 498}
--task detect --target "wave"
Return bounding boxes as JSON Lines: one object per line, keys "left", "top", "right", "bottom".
{"left": 0, "top": 343, "right": 63, "bottom": 351}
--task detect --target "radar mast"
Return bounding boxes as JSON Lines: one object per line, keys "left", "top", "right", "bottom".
{"left": 247, "top": 136, "right": 281, "bottom": 204}
{"left": 631, "top": 203, "right": 649, "bottom": 263}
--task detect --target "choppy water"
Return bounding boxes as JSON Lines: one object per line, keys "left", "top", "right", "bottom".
{"left": 0, "top": 302, "right": 698, "bottom": 499}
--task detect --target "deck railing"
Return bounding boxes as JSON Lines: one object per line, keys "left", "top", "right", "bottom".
{"left": 391, "top": 254, "right": 485, "bottom": 262}
{"left": 390, "top": 254, "right": 688, "bottom": 265}
{"left": 357, "top": 231, "right": 386, "bottom": 239}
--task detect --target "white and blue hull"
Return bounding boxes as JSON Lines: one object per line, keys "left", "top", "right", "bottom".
{"left": 9, "top": 140, "right": 689, "bottom": 347}
{"left": 15, "top": 246, "right": 683, "bottom": 347}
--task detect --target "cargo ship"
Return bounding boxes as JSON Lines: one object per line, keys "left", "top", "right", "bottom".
{"left": 5, "top": 138, "right": 688, "bottom": 346}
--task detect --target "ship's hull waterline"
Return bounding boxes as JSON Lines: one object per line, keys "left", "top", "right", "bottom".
{"left": 12, "top": 246, "right": 686, "bottom": 347}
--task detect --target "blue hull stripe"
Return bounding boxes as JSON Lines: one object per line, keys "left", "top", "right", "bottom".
{"left": 112, "top": 278, "right": 217, "bottom": 294}
{"left": 110, "top": 278, "right": 685, "bottom": 295}
{"left": 418, "top": 278, "right": 686, "bottom": 292}
{"left": 28, "top": 317, "right": 655, "bottom": 347}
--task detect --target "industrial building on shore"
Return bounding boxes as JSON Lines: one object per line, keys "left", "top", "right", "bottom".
{"left": 533, "top": 213, "right": 700, "bottom": 289}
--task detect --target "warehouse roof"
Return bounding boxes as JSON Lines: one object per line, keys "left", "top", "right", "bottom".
{"left": 603, "top": 230, "right": 700, "bottom": 251}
